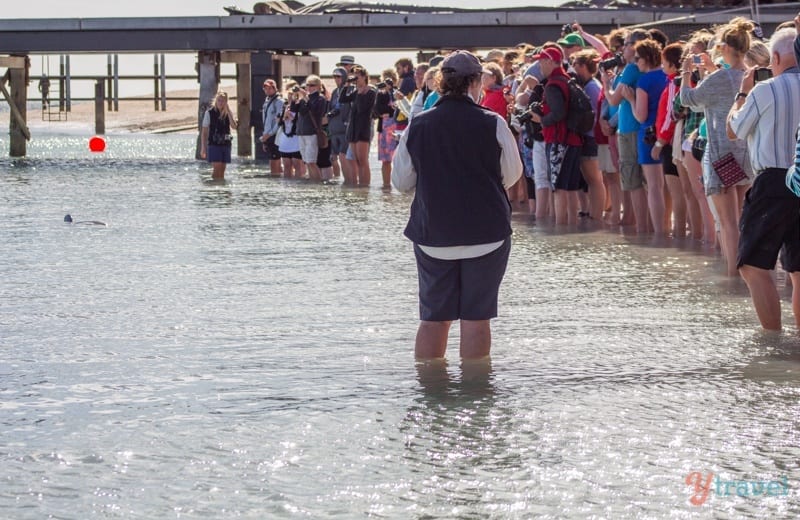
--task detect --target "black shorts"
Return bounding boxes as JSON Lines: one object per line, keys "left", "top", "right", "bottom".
{"left": 263, "top": 135, "right": 280, "bottom": 160}
{"left": 662, "top": 145, "right": 678, "bottom": 176}
{"left": 414, "top": 238, "right": 511, "bottom": 322}
{"left": 548, "top": 143, "right": 583, "bottom": 192}
{"left": 737, "top": 168, "right": 800, "bottom": 271}
{"left": 580, "top": 135, "right": 598, "bottom": 158}
{"left": 280, "top": 150, "right": 302, "bottom": 160}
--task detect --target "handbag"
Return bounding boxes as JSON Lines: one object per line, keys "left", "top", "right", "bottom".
{"left": 308, "top": 101, "right": 329, "bottom": 149}
{"left": 691, "top": 136, "right": 706, "bottom": 162}
{"left": 712, "top": 152, "right": 748, "bottom": 187}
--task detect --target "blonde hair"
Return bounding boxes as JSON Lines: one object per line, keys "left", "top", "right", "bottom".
{"left": 214, "top": 91, "right": 232, "bottom": 121}
{"left": 745, "top": 40, "right": 770, "bottom": 67}
{"left": 718, "top": 17, "right": 754, "bottom": 55}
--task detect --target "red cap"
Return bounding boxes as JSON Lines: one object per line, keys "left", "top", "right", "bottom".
{"left": 531, "top": 47, "right": 563, "bottom": 63}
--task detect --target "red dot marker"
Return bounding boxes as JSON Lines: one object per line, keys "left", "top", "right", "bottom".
{"left": 89, "top": 136, "right": 106, "bottom": 152}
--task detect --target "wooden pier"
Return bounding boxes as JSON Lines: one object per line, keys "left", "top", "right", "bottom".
{"left": 0, "top": 5, "right": 795, "bottom": 158}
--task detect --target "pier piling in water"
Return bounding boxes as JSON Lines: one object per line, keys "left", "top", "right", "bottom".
{"left": 1, "top": 55, "right": 30, "bottom": 157}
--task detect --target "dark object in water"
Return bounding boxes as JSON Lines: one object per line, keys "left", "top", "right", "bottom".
{"left": 64, "top": 214, "right": 107, "bottom": 226}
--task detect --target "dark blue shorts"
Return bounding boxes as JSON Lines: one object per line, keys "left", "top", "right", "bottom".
{"left": 737, "top": 168, "right": 800, "bottom": 271}
{"left": 414, "top": 238, "right": 511, "bottom": 322}
{"left": 207, "top": 144, "right": 231, "bottom": 164}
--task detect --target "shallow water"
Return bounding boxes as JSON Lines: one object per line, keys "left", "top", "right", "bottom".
{"left": 1, "top": 132, "right": 799, "bottom": 518}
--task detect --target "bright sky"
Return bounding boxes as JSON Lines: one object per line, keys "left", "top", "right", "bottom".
{"left": 7, "top": 0, "right": 559, "bottom": 18}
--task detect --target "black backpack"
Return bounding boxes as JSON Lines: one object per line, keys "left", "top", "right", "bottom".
{"left": 552, "top": 75, "right": 595, "bottom": 135}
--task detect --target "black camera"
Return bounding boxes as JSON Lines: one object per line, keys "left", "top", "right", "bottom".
{"left": 599, "top": 53, "right": 624, "bottom": 71}
{"left": 516, "top": 110, "right": 535, "bottom": 125}
{"left": 326, "top": 108, "right": 341, "bottom": 119}
{"left": 291, "top": 85, "right": 300, "bottom": 93}
{"left": 562, "top": 23, "right": 577, "bottom": 35}
{"left": 754, "top": 67, "right": 772, "bottom": 83}
{"left": 643, "top": 125, "right": 657, "bottom": 146}
{"left": 376, "top": 78, "right": 394, "bottom": 89}
{"left": 346, "top": 76, "right": 357, "bottom": 83}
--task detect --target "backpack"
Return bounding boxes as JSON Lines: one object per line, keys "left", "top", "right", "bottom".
{"left": 551, "top": 75, "right": 595, "bottom": 135}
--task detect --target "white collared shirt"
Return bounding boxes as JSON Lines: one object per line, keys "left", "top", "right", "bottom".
{"left": 729, "top": 68, "right": 800, "bottom": 173}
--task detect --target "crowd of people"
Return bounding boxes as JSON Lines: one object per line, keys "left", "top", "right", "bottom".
{"left": 200, "top": 14, "right": 800, "bottom": 333}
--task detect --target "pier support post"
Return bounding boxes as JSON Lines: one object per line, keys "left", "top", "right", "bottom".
{"left": 251, "top": 51, "right": 275, "bottom": 163}
{"left": 94, "top": 80, "right": 105, "bottom": 135}
{"left": 236, "top": 60, "right": 251, "bottom": 157}
{"left": 6, "top": 56, "right": 30, "bottom": 157}
{"left": 196, "top": 51, "right": 220, "bottom": 160}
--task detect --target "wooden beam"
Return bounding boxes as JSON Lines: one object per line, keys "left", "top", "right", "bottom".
{"left": 0, "top": 56, "right": 25, "bottom": 68}
{"left": 0, "top": 70, "right": 31, "bottom": 148}
{"left": 220, "top": 51, "right": 251, "bottom": 64}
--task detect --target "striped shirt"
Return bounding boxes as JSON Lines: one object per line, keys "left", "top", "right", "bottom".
{"left": 729, "top": 67, "right": 800, "bottom": 174}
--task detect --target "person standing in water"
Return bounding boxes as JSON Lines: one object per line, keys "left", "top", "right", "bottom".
{"left": 201, "top": 91, "right": 238, "bottom": 180}
{"left": 392, "top": 50, "right": 522, "bottom": 360}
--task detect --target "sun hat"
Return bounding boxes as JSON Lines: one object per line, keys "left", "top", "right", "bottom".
{"left": 337, "top": 55, "right": 355, "bottom": 66}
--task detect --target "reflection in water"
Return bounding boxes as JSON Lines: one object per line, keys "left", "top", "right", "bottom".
{"left": 2, "top": 133, "right": 800, "bottom": 517}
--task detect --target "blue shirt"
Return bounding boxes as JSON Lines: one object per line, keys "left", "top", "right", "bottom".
{"left": 617, "top": 63, "right": 641, "bottom": 134}
{"left": 636, "top": 68, "right": 668, "bottom": 128}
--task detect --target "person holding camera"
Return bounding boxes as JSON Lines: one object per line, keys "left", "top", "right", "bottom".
{"left": 619, "top": 39, "right": 669, "bottom": 236}
{"left": 391, "top": 50, "right": 522, "bottom": 359}
{"left": 296, "top": 75, "right": 328, "bottom": 182}
{"left": 340, "top": 66, "right": 377, "bottom": 187}
{"left": 278, "top": 81, "right": 305, "bottom": 179}
{"left": 375, "top": 69, "right": 400, "bottom": 189}
{"left": 328, "top": 68, "right": 352, "bottom": 182}
{"left": 603, "top": 29, "right": 649, "bottom": 233}
{"left": 528, "top": 46, "right": 585, "bottom": 226}
{"left": 681, "top": 18, "right": 753, "bottom": 276}
{"left": 727, "top": 26, "right": 800, "bottom": 330}
{"left": 259, "top": 79, "right": 284, "bottom": 177}
{"left": 571, "top": 49, "right": 606, "bottom": 223}
{"left": 200, "top": 91, "right": 238, "bottom": 181}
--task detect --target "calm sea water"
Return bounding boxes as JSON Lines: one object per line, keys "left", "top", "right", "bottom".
{"left": 1, "top": 132, "right": 799, "bottom": 518}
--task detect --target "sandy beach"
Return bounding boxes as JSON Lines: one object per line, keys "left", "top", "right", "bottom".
{"left": 0, "top": 86, "right": 237, "bottom": 134}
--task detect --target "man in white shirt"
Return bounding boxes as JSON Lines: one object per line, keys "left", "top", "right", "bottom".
{"left": 727, "top": 27, "right": 800, "bottom": 330}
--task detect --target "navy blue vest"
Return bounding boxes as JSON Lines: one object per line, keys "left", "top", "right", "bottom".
{"left": 207, "top": 108, "right": 232, "bottom": 147}
{"left": 403, "top": 95, "right": 511, "bottom": 247}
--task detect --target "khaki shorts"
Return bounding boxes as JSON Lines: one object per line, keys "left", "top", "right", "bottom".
{"left": 617, "top": 131, "right": 643, "bottom": 191}
{"left": 598, "top": 144, "right": 615, "bottom": 173}
{"left": 298, "top": 135, "right": 319, "bottom": 164}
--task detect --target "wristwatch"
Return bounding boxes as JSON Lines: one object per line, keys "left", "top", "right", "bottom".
{"left": 735, "top": 91, "right": 748, "bottom": 101}
{"left": 654, "top": 141, "right": 664, "bottom": 149}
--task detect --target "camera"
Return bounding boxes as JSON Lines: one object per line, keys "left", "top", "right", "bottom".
{"left": 561, "top": 23, "right": 577, "bottom": 35}
{"left": 376, "top": 78, "right": 394, "bottom": 89}
{"left": 326, "top": 108, "right": 341, "bottom": 119}
{"left": 291, "top": 85, "right": 300, "bottom": 93}
{"left": 754, "top": 67, "right": 772, "bottom": 83}
{"left": 515, "top": 110, "right": 534, "bottom": 125}
{"left": 599, "top": 53, "right": 624, "bottom": 71}
{"left": 346, "top": 76, "right": 357, "bottom": 83}
{"left": 643, "top": 125, "right": 657, "bottom": 146}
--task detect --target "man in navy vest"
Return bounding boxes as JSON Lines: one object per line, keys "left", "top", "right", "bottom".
{"left": 392, "top": 50, "right": 523, "bottom": 360}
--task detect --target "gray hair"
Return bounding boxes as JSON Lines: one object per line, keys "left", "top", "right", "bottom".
{"left": 769, "top": 28, "right": 796, "bottom": 58}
